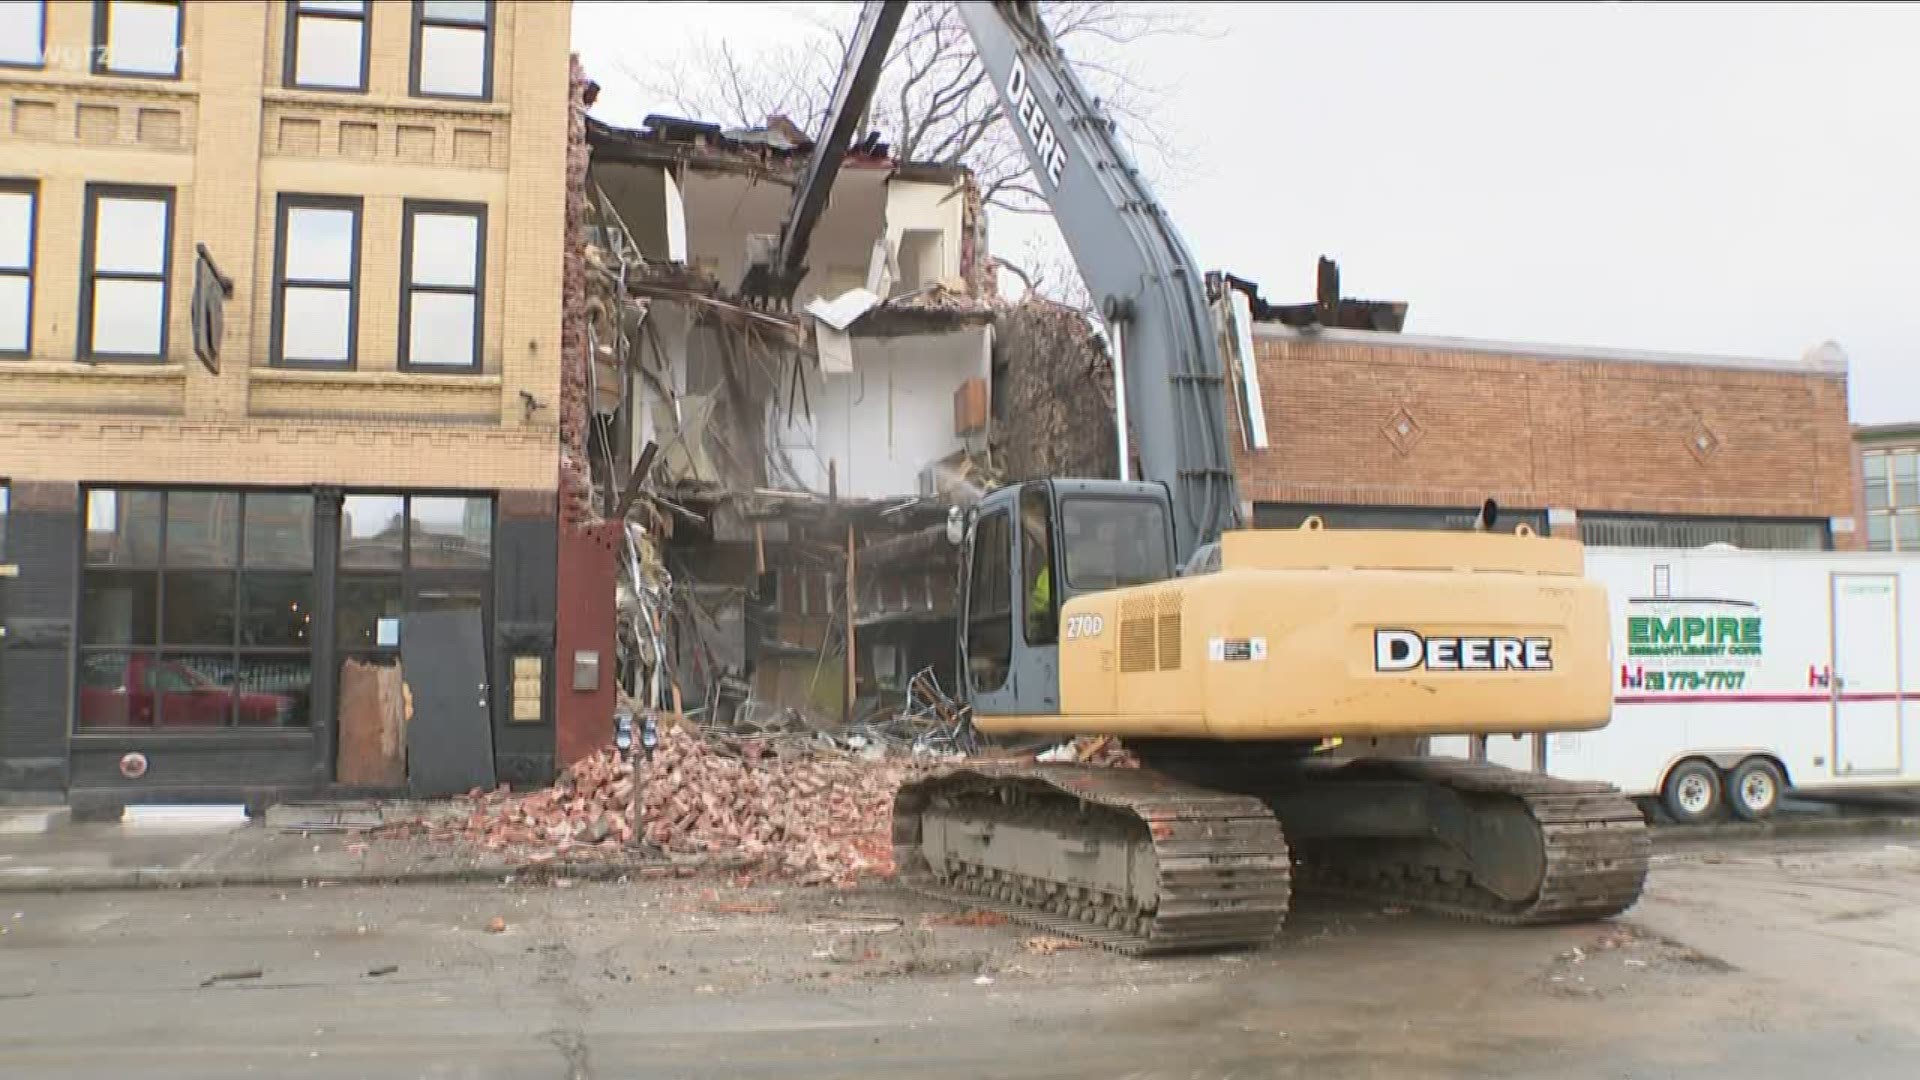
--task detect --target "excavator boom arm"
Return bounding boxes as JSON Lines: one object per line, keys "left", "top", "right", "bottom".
{"left": 950, "top": 2, "right": 1240, "bottom": 561}
{"left": 750, "top": 1, "right": 1242, "bottom": 562}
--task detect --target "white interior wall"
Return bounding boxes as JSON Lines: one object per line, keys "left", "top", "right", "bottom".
{"left": 769, "top": 325, "right": 992, "bottom": 499}
{"left": 882, "top": 178, "right": 965, "bottom": 289}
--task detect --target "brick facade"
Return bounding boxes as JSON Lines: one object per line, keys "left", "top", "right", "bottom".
{"left": 0, "top": 1, "right": 577, "bottom": 801}
{"left": 1226, "top": 327, "right": 1858, "bottom": 548}
{"left": 0, "top": 0, "right": 571, "bottom": 489}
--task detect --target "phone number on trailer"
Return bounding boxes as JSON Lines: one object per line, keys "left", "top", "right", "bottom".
{"left": 1623, "top": 669, "right": 1747, "bottom": 692}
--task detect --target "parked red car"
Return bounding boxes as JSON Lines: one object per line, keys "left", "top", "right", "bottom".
{"left": 78, "top": 655, "right": 295, "bottom": 728}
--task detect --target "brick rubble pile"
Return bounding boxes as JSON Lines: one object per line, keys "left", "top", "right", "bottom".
{"left": 639, "top": 725, "right": 934, "bottom": 885}
{"left": 386, "top": 729, "right": 1147, "bottom": 886}
{"left": 390, "top": 726, "right": 941, "bottom": 886}
{"left": 397, "top": 749, "right": 639, "bottom": 858}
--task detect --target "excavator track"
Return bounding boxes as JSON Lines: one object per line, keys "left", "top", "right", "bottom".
{"left": 891, "top": 763, "right": 1292, "bottom": 956}
{"left": 1276, "top": 757, "right": 1651, "bottom": 927}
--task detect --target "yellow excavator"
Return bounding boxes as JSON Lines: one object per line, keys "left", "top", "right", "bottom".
{"left": 745, "top": 1, "right": 1649, "bottom": 955}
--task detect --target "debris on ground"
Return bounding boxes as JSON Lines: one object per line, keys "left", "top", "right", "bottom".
{"left": 379, "top": 724, "right": 943, "bottom": 887}
{"left": 923, "top": 909, "right": 1011, "bottom": 929}
{"left": 691, "top": 890, "right": 778, "bottom": 916}
{"left": 377, "top": 749, "right": 638, "bottom": 857}
{"left": 374, "top": 705, "right": 1157, "bottom": 887}
{"left": 200, "top": 968, "right": 264, "bottom": 987}
{"left": 808, "top": 915, "right": 904, "bottom": 935}
{"left": 1591, "top": 926, "right": 1638, "bottom": 951}
{"left": 845, "top": 667, "right": 979, "bottom": 757}
{"left": 365, "top": 964, "right": 399, "bottom": 978}
{"left": 1035, "top": 735, "right": 1141, "bottom": 768}
{"left": 637, "top": 724, "right": 937, "bottom": 885}
{"left": 1022, "top": 935, "right": 1085, "bottom": 954}
{"left": 486, "top": 917, "right": 507, "bottom": 934}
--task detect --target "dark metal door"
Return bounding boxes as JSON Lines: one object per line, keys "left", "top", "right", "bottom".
{"left": 401, "top": 608, "right": 495, "bottom": 796}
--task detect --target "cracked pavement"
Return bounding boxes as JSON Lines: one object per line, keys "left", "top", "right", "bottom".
{"left": 1, "top": 836, "right": 1918, "bottom": 1078}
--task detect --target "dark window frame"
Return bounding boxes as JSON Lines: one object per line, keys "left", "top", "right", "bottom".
{"left": 0, "top": 1, "right": 47, "bottom": 69}
{"left": 966, "top": 507, "right": 1013, "bottom": 694}
{"left": 269, "top": 193, "right": 363, "bottom": 369}
{"left": 1059, "top": 495, "right": 1175, "bottom": 592}
{"left": 78, "top": 182, "right": 174, "bottom": 363}
{"left": 1577, "top": 510, "right": 1832, "bottom": 552}
{"left": 74, "top": 486, "right": 319, "bottom": 732}
{"left": 1020, "top": 484, "right": 1056, "bottom": 647}
{"left": 398, "top": 199, "right": 487, "bottom": 373}
{"left": 334, "top": 491, "right": 494, "bottom": 706}
{"left": 408, "top": 0, "right": 494, "bottom": 102}
{"left": 283, "top": 0, "right": 371, "bottom": 93}
{"left": 91, "top": 0, "right": 184, "bottom": 81}
{"left": 1254, "top": 502, "right": 1553, "bottom": 536}
{"left": 0, "top": 178, "right": 37, "bottom": 359}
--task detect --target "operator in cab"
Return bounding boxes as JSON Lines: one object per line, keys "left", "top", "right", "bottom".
{"left": 1023, "top": 499, "right": 1054, "bottom": 637}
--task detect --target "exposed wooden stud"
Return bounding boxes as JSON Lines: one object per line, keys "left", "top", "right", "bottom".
{"left": 844, "top": 519, "right": 857, "bottom": 728}
{"left": 613, "top": 440, "right": 660, "bottom": 521}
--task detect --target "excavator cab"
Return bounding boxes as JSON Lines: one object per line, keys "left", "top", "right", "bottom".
{"left": 957, "top": 478, "right": 1175, "bottom": 718}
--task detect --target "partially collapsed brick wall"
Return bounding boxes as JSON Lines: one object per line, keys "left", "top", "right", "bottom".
{"left": 559, "top": 55, "right": 596, "bottom": 531}
{"left": 992, "top": 301, "right": 1119, "bottom": 482}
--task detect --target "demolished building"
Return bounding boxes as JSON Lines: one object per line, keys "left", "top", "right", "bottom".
{"left": 555, "top": 63, "right": 1117, "bottom": 759}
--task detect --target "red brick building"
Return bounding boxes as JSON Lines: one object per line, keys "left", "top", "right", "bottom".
{"left": 1854, "top": 421, "right": 1920, "bottom": 552}
{"left": 1220, "top": 324, "right": 1858, "bottom": 550}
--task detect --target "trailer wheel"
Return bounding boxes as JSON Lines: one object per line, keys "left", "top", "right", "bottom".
{"left": 1661, "top": 759, "right": 1722, "bottom": 824}
{"left": 1727, "top": 758, "right": 1785, "bottom": 821}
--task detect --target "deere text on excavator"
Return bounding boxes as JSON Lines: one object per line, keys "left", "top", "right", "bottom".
{"left": 743, "top": 0, "right": 1650, "bottom": 955}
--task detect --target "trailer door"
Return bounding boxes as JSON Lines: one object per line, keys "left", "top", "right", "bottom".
{"left": 1830, "top": 573, "right": 1903, "bottom": 776}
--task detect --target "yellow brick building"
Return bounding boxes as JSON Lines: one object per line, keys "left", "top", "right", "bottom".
{"left": 0, "top": 0, "right": 574, "bottom": 808}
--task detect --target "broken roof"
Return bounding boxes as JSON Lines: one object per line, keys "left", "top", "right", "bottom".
{"left": 585, "top": 112, "right": 969, "bottom": 186}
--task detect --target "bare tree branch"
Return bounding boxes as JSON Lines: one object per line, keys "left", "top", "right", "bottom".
{"left": 603, "top": 1, "right": 1207, "bottom": 305}
{"left": 993, "top": 256, "right": 1038, "bottom": 295}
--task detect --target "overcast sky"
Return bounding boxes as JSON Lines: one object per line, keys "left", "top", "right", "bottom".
{"left": 572, "top": 2, "right": 1920, "bottom": 424}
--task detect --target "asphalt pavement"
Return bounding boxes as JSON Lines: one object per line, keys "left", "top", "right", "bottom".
{"left": 2, "top": 834, "right": 1919, "bottom": 1078}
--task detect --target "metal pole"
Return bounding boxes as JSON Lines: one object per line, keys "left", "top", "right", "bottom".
{"left": 844, "top": 520, "right": 857, "bottom": 728}
{"left": 1109, "top": 320, "right": 1130, "bottom": 482}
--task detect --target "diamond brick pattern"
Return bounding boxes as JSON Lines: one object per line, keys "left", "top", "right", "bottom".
{"left": 1382, "top": 406, "right": 1424, "bottom": 456}
{"left": 1686, "top": 419, "right": 1722, "bottom": 464}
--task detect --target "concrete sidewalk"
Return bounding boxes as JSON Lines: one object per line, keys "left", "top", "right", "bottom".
{"left": 1, "top": 800, "right": 1917, "bottom": 894}
{"left": 0, "top": 804, "right": 693, "bottom": 893}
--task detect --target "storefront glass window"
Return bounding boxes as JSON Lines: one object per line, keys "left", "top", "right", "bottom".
{"left": 336, "top": 492, "right": 492, "bottom": 659}
{"left": 77, "top": 489, "right": 315, "bottom": 730}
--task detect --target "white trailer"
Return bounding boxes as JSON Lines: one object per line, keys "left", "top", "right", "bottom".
{"left": 1432, "top": 544, "right": 1920, "bottom": 823}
